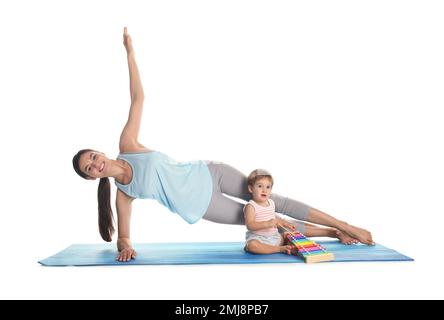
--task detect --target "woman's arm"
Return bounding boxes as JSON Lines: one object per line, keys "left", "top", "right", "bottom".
{"left": 244, "top": 204, "right": 275, "bottom": 231}
{"left": 119, "top": 27, "right": 147, "bottom": 153}
{"left": 116, "top": 189, "right": 137, "bottom": 261}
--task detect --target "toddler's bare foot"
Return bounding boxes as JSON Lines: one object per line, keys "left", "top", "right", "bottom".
{"left": 343, "top": 224, "right": 375, "bottom": 245}
{"left": 280, "top": 245, "right": 293, "bottom": 255}
{"left": 333, "top": 229, "right": 359, "bottom": 245}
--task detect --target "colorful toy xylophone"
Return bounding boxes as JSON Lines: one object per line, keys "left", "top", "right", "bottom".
{"left": 285, "top": 231, "right": 335, "bottom": 263}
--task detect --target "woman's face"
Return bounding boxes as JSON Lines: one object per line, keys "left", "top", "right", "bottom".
{"left": 78, "top": 151, "right": 110, "bottom": 180}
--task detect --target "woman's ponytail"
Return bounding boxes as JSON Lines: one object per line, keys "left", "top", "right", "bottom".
{"left": 73, "top": 149, "right": 115, "bottom": 242}
{"left": 98, "top": 177, "right": 115, "bottom": 242}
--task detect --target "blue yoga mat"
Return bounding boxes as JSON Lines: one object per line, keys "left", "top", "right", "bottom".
{"left": 39, "top": 241, "right": 413, "bottom": 266}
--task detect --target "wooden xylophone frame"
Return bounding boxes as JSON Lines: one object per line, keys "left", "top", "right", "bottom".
{"left": 285, "top": 231, "right": 335, "bottom": 263}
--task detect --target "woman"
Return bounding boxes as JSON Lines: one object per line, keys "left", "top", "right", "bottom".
{"left": 73, "top": 28, "right": 374, "bottom": 262}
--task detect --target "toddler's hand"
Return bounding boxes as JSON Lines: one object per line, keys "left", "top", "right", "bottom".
{"left": 280, "top": 220, "right": 297, "bottom": 232}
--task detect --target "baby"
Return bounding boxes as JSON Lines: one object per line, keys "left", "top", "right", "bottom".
{"left": 244, "top": 169, "right": 358, "bottom": 255}
{"left": 244, "top": 169, "right": 295, "bottom": 254}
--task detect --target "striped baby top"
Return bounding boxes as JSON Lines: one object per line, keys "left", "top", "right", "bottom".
{"left": 244, "top": 199, "right": 278, "bottom": 236}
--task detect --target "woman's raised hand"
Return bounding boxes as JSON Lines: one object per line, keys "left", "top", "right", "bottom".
{"left": 123, "top": 27, "right": 134, "bottom": 54}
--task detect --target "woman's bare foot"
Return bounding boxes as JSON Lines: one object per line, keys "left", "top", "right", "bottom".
{"left": 343, "top": 224, "right": 375, "bottom": 245}
{"left": 333, "top": 229, "right": 359, "bottom": 245}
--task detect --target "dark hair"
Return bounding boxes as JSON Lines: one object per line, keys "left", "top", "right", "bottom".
{"left": 72, "top": 149, "right": 115, "bottom": 242}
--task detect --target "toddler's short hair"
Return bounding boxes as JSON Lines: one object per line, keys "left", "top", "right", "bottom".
{"left": 247, "top": 169, "right": 274, "bottom": 187}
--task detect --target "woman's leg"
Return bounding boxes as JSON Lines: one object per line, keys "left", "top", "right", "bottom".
{"left": 204, "top": 161, "right": 374, "bottom": 245}
{"left": 206, "top": 161, "right": 251, "bottom": 200}
{"left": 270, "top": 194, "right": 373, "bottom": 245}
{"left": 270, "top": 193, "right": 311, "bottom": 234}
{"left": 270, "top": 193, "right": 311, "bottom": 221}
{"left": 202, "top": 161, "right": 250, "bottom": 224}
{"left": 299, "top": 223, "right": 358, "bottom": 245}
{"left": 304, "top": 207, "right": 374, "bottom": 245}
{"left": 202, "top": 191, "right": 245, "bottom": 225}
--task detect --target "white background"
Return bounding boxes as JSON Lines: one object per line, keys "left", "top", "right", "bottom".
{"left": 0, "top": 0, "right": 443, "bottom": 299}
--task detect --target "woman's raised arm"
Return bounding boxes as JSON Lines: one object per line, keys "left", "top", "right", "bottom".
{"left": 119, "top": 27, "right": 147, "bottom": 153}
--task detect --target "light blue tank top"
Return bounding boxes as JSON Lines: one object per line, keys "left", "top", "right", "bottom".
{"left": 115, "top": 151, "right": 213, "bottom": 224}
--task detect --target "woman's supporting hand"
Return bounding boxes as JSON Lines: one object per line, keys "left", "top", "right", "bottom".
{"left": 123, "top": 27, "right": 134, "bottom": 55}
{"left": 117, "top": 247, "right": 137, "bottom": 262}
{"left": 116, "top": 237, "right": 137, "bottom": 262}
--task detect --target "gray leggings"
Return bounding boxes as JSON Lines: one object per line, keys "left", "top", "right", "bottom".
{"left": 203, "top": 161, "right": 311, "bottom": 232}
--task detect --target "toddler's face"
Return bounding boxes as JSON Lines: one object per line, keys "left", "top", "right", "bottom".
{"left": 249, "top": 177, "right": 273, "bottom": 202}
